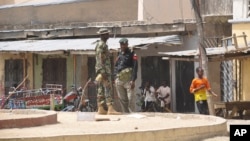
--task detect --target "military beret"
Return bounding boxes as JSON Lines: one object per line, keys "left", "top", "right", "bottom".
{"left": 97, "top": 28, "right": 110, "bottom": 35}
{"left": 119, "top": 38, "right": 128, "bottom": 44}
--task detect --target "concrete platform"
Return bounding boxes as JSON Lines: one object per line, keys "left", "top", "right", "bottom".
{"left": 0, "top": 109, "right": 57, "bottom": 129}
{"left": 0, "top": 109, "right": 228, "bottom": 141}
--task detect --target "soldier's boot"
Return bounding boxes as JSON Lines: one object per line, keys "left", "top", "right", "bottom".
{"left": 97, "top": 103, "right": 107, "bottom": 115}
{"left": 107, "top": 103, "right": 122, "bottom": 115}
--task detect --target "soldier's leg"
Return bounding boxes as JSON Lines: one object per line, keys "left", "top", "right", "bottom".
{"left": 97, "top": 81, "right": 107, "bottom": 115}
{"left": 104, "top": 78, "right": 121, "bottom": 115}
{"left": 103, "top": 77, "right": 113, "bottom": 104}
{"left": 115, "top": 79, "right": 129, "bottom": 113}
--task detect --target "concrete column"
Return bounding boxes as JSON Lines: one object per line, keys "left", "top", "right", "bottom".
{"left": 170, "top": 59, "right": 176, "bottom": 112}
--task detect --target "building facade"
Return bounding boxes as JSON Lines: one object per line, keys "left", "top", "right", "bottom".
{"left": 0, "top": 0, "right": 235, "bottom": 113}
{"left": 229, "top": 0, "right": 250, "bottom": 101}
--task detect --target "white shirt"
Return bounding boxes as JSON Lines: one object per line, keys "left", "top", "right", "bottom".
{"left": 156, "top": 86, "right": 171, "bottom": 104}
{"left": 143, "top": 86, "right": 156, "bottom": 102}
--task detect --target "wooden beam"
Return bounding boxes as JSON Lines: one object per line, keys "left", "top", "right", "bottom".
{"left": 0, "top": 23, "right": 192, "bottom": 40}
{"left": 208, "top": 54, "right": 250, "bottom": 62}
{"left": 162, "top": 52, "right": 250, "bottom": 62}
{"left": 0, "top": 31, "right": 26, "bottom": 40}
{"left": 121, "top": 24, "right": 185, "bottom": 35}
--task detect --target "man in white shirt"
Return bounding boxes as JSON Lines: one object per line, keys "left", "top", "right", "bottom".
{"left": 156, "top": 80, "right": 171, "bottom": 112}
{"left": 142, "top": 81, "right": 157, "bottom": 112}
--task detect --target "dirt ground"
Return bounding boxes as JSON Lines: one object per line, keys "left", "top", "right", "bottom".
{"left": 203, "top": 119, "right": 250, "bottom": 141}
{"left": 0, "top": 111, "right": 249, "bottom": 141}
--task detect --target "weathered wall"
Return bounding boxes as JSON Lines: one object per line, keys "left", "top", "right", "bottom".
{"left": 0, "top": 0, "right": 195, "bottom": 27}
{"left": 75, "top": 55, "right": 88, "bottom": 88}
{"left": 232, "top": 23, "right": 250, "bottom": 46}
{"left": 138, "top": 0, "right": 194, "bottom": 23}
{"left": 0, "top": 0, "right": 138, "bottom": 26}
{"left": 242, "top": 58, "right": 250, "bottom": 100}
{"left": 204, "top": 23, "right": 232, "bottom": 38}
{"left": 201, "top": 0, "right": 233, "bottom": 16}
{"left": 208, "top": 61, "right": 221, "bottom": 102}
{"left": 0, "top": 0, "right": 31, "bottom": 5}
{"left": 0, "top": 0, "right": 14, "bottom": 5}
{"left": 232, "top": 23, "right": 250, "bottom": 100}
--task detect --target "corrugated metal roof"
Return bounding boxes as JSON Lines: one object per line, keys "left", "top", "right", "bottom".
{"left": 159, "top": 46, "right": 250, "bottom": 57}
{"left": 0, "top": 35, "right": 181, "bottom": 54}
{"left": 0, "top": 0, "right": 82, "bottom": 9}
{"left": 159, "top": 46, "right": 250, "bottom": 61}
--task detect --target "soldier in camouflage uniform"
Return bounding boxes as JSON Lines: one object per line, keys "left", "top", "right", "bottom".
{"left": 114, "top": 38, "right": 138, "bottom": 113}
{"left": 95, "top": 28, "right": 121, "bottom": 115}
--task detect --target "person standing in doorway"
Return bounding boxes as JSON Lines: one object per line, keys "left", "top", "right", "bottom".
{"left": 95, "top": 28, "right": 121, "bottom": 115}
{"left": 156, "top": 80, "right": 171, "bottom": 112}
{"left": 114, "top": 38, "right": 138, "bottom": 113}
{"left": 142, "top": 81, "right": 157, "bottom": 112}
{"left": 189, "top": 67, "right": 217, "bottom": 115}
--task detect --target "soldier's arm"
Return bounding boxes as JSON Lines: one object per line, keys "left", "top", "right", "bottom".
{"left": 113, "top": 53, "right": 120, "bottom": 77}
{"left": 96, "top": 43, "right": 107, "bottom": 74}
{"left": 99, "top": 50, "right": 105, "bottom": 68}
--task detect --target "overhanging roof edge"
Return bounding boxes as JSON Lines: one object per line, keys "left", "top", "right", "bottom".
{"left": 0, "top": 35, "right": 182, "bottom": 54}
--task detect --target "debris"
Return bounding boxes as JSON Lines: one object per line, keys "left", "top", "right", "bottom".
{"left": 127, "top": 113, "right": 146, "bottom": 119}
{"left": 77, "top": 112, "right": 95, "bottom": 121}
{"left": 95, "top": 117, "right": 121, "bottom": 121}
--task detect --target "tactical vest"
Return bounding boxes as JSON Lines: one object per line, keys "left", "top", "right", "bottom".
{"left": 117, "top": 68, "right": 132, "bottom": 81}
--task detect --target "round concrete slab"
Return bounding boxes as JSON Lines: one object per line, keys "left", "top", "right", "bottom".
{"left": 0, "top": 109, "right": 57, "bottom": 129}
{"left": 0, "top": 110, "right": 227, "bottom": 141}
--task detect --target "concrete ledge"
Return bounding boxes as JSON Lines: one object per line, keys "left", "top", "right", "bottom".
{"left": 0, "top": 112, "right": 227, "bottom": 141}
{"left": 0, "top": 109, "right": 57, "bottom": 129}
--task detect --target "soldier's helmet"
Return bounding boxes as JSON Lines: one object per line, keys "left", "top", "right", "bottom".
{"left": 119, "top": 38, "right": 128, "bottom": 44}
{"left": 97, "top": 28, "right": 110, "bottom": 34}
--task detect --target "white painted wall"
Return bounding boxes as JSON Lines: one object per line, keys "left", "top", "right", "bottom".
{"left": 233, "top": 0, "right": 249, "bottom": 19}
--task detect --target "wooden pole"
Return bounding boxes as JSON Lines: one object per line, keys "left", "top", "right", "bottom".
{"left": 50, "top": 94, "right": 55, "bottom": 111}
{"left": 190, "top": 0, "right": 215, "bottom": 115}
{"left": 73, "top": 55, "right": 76, "bottom": 85}
{"left": 1, "top": 75, "right": 28, "bottom": 109}
{"left": 23, "top": 54, "right": 26, "bottom": 88}
{"left": 78, "top": 78, "right": 91, "bottom": 110}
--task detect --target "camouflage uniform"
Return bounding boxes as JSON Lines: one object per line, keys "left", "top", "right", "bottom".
{"left": 114, "top": 38, "right": 138, "bottom": 113}
{"left": 95, "top": 40, "right": 113, "bottom": 105}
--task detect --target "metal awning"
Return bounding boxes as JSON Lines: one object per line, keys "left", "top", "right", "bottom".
{"left": 0, "top": 35, "right": 181, "bottom": 55}
{"left": 0, "top": 0, "right": 81, "bottom": 9}
{"left": 159, "top": 46, "right": 250, "bottom": 62}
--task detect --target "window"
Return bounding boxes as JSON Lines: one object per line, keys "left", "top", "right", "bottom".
{"left": 4, "top": 59, "right": 24, "bottom": 95}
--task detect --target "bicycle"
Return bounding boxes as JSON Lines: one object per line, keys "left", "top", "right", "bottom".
{"left": 77, "top": 78, "right": 96, "bottom": 112}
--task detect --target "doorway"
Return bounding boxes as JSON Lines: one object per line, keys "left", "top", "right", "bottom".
{"left": 42, "top": 58, "right": 66, "bottom": 93}
{"left": 175, "top": 61, "right": 194, "bottom": 113}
